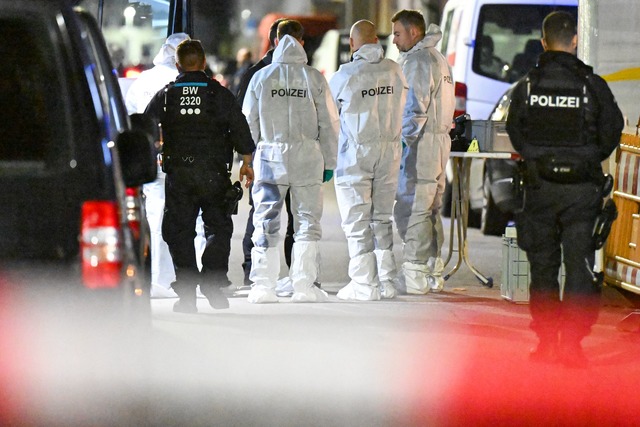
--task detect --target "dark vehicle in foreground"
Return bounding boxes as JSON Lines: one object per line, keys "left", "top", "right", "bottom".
{"left": 0, "top": 0, "right": 156, "bottom": 308}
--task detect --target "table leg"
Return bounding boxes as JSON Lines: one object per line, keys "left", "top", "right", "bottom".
{"left": 444, "top": 157, "right": 493, "bottom": 288}
{"left": 443, "top": 157, "right": 463, "bottom": 276}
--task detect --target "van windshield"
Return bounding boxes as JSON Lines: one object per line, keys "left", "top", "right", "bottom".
{"left": 473, "top": 5, "right": 577, "bottom": 83}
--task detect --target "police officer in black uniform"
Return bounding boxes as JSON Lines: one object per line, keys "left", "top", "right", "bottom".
{"left": 145, "top": 40, "right": 255, "bottom": 313}
{"left": 507, "top": 12, "right": 623, "bottom": 366}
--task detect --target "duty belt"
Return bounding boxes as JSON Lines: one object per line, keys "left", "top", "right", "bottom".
{"left": 162, "top": 154, "right": 229, "bottom": 176}
{"left": 165, "top": 154, "right": 206, "bottom": 165}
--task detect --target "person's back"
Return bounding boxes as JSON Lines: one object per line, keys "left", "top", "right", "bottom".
{"left": 329, "top": 19, "right": 408, "bottom": 301}
{"left": 242, "top": 23, "right": 339, "bottom": 304}
{"left": 126, "top": 65, "right": 180, "bottom": 114}
{"left": 125, "top": 32, "right": 190, "bottom": 114}
{"left": 506, "top": 11, "right": 623, "bottom": 367}
{"left": 144, "top": 39, "right": 254, "bottom": 313}
{"left": 246, "top": 35, "right": 334, "bottom": 150}
{"left": 330, "top": 43, "right": 407, "bottom": 145}
{"left": 124, "top": 32, "right": 193, "bottom": 299}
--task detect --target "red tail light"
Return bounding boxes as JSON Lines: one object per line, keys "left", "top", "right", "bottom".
{"left": 125, "top": 187, "right": 141, "bottom": 241}
{"left": 454, "top": 81, "right": 467, "bottom": 119}
{"left": 81, "top": 201, "right": 122, "bottom": 288}
{"left": 124, "top": 67, "right": 141, "bottom": 78}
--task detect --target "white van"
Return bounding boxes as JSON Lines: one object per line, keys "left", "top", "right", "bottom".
{"left": 438, "top": 0, "right": 578, "bottom": 234}
{"left": 439, "top": 0, "right": 578, "bottom": 120}
{"left": 312, "top": 29, "right": 392, "bottom": 81}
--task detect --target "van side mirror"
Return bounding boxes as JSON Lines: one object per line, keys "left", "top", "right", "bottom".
{"left": 117, "top": 114, "right": 158, "bottom": 187}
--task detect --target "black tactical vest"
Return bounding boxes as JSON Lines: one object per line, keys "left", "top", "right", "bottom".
{"left": 523, "top": 63, "right": 597, "bottom": 149}
{"left": 161, "top": 79, "right": 232, "bottom": 165}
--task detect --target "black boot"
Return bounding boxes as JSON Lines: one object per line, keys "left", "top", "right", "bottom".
{"left": 172, "top": 283, "right": 197, "bottom": 313}
{"left": 529, "top": 332, "right": 559, "bottom": 364}
{"left": 558, "top": 333, "right": 588, "bottom": 369}
{"left": 201, "top": 285, "right": 229, "bottom": 310}
{"left": 241, "top": 260, "right": 252, "bottom": 289}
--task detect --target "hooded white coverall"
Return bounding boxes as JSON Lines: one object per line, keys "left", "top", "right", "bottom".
{"left": 329, "top": 43, "right": 408, "bottom": 300}
{"left": 243, "top": 35, "right": 339, "bottom": 302}
{"left": 394, "top": 24, "right": 455, "bottom": 294}
{"left": 124, "top": 33, "right": 206, "bottom": 297}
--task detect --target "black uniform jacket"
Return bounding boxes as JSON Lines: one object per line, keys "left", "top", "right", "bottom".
{"left": 144, "top": 70, "right": 255, "bottom": 164}
{"left": 235, "top": 49, "right": 274, "bottom": 107}
{"left": 507, "top": 51, "right": 623, "bottom": 164}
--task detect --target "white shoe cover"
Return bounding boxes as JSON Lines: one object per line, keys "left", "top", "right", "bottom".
{"left": 290, "top": 241, "right": 320, "bottom": 291}
{"left": 247, "top": 285, "right": 279, "bottom": 304}
{"left": 275, "top": 277, "right": 294, "bottom": 297}
{"left": 427, "top": 275, "right": 445, "bottom": 292}
{"left": 336, "top": 282, "right": 381, "bottom": 301}
{"left": 291, "top": 285, "right": 329, "bottom": 303}
{"left": 426, "top": 257, "right": 445, "bottom": 292}
{"left": 250, "top": 246, "right": 279, "bottom": 289}
{"left": 374, "top": 249, "right": 397, "bottom": 284}
{"left": 379, "top": 281, "right": 398, "bottom": 299}
{"left": 150, "top": 284, "right": 178, "bottom": 299}
{"left": 395, "top": 274, "right": 407, "bottom": 295}
{"left": 403, "top": 262, "right": 429, "bottom": 295}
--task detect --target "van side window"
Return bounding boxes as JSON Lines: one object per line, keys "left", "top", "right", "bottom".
{"left": 473, "top": 5, "right": 577, "bottom": 83}
{"left": 440, "top": 10, "right": 455, "bottom": 58}
{"left": 441, "top": 9, "right": 462, "bottom": 67}
{"left": 0, "top": 18, "right": 58, "bottom": 167}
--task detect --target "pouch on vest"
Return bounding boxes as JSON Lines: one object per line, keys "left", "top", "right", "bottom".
{"left": 535, "top": 156, "right": 590, "bottom": 184}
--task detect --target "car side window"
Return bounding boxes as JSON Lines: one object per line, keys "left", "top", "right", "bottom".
{"left": 473, "top": 5, "right": 577, "bottom": 83}
{"left": 76, "top": 10, "right": 129, "bottom": 138}
{"left": 0, "top": 17, "right": 59, "bottom": 168}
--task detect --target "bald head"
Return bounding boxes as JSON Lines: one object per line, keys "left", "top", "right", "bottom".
{"left": 350, "top": 20, "right": 378, "bottom": 52}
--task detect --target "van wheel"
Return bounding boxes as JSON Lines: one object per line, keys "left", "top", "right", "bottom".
{"left": 481, "top": 172, "right": 511, "bottom": 236}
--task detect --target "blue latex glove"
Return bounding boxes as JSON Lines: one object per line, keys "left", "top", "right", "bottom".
{"left": 402, "top": 139, "right": 407, "bottom": 150}
{"left": 323, "top": 169, "right": 334, "bottom": 182}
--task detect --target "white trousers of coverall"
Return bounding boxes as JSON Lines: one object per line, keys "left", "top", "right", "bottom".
{"left": 144, "top": 166, "right": 206, "bottom": 297}
{"left": 250, "top": 140, "right": 323, "bottom": 292}
{"left": 393, "top": 130, "right": 450, "bottom": 278}
{"left": 334, "top": 139, "right": 400, "bottom": 288}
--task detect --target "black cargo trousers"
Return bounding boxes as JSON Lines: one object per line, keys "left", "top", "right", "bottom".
{"left": 162, "top": 163, "right": 233, "bottom": 295}
{"left": 515, "top": 179, "right": 603, "bottom": 342}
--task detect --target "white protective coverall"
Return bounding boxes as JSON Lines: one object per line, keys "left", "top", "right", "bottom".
{"left": 124, "top": 33, "right": 206, "bottom": 298}
{"left": 329, "top": 43, "right": 408, "bottom": 301}
{"left": 394, "top": 24, "right": 455, "bottom": 294}
{"left": 243, "top": 35, "right": 339, "bottom": 303}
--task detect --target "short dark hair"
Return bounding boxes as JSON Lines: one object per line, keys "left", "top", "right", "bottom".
{"left": 269, "top": 18, "right": 286, "bottom": 47}
{"left": 277, "top": 19, "right": 304, "bottom": 41}
{"left": 175, "top": 39, "right": 205, "bottom": 69}
{"left": 391, "top": 9, "right": 426, "bottom": 36}
{"left": 542, "top": 11, "right": 577, "bottom": 47}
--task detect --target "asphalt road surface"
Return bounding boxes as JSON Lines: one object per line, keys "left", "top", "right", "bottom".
{"left": 3, "top": 183, "right": 640, "bottom": 426}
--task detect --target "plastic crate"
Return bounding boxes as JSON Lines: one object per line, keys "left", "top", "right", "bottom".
{"left": 470, "top": 120, "right": 515, "bottom": 152}
{"left": 501, "top": 235, "right": 565, "bottom": 303}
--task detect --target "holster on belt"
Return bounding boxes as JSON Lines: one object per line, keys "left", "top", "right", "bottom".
{"left": 522, "top": 160, "right": 541, "bottom": 189}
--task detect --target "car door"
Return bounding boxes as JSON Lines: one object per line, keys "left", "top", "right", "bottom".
{"left": 0, "top": 4, "right": 108, "bottom": 260}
